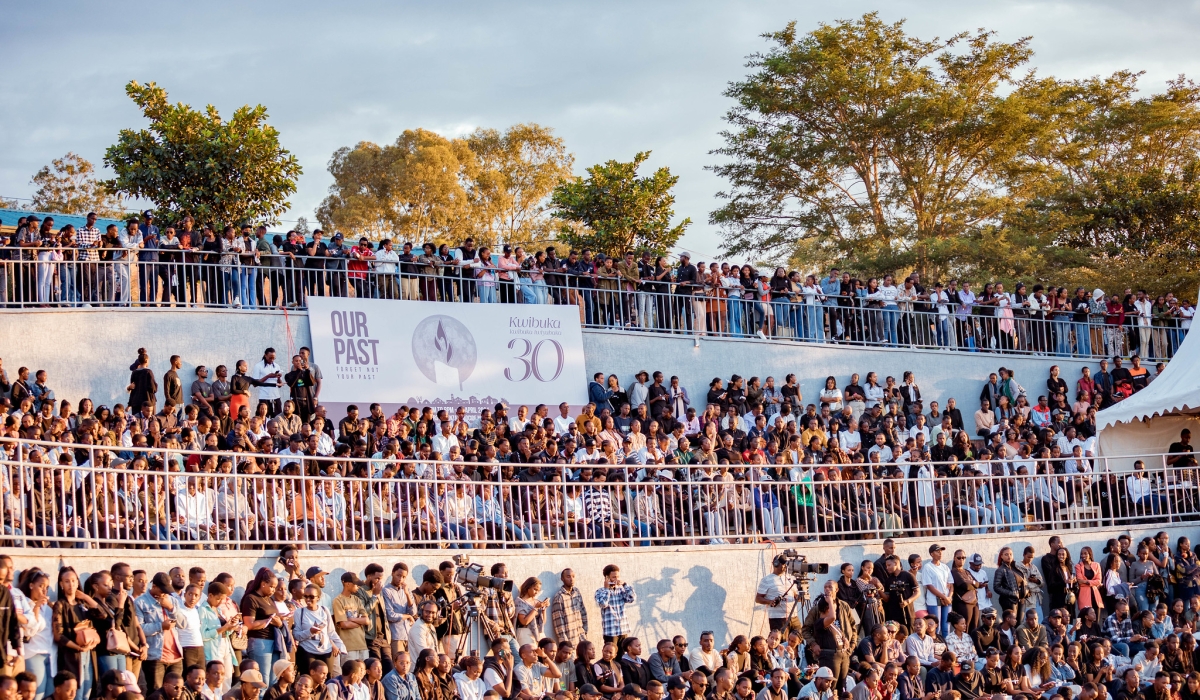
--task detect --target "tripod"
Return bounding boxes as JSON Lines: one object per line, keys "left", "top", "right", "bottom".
{"left": 454, "top": 603, "right": 482, "bottom": 661}
{"left": 776, "top": 575, "right": 813, "bottom": 627}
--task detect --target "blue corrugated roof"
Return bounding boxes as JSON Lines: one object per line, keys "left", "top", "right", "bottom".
{"left": 0, "top": 208, "right": 130, "bottom": 230}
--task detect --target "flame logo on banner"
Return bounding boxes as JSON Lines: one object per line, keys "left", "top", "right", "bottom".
{"left": 412, "top": 315, "right": 477, "bottom": 389}
{"left": 434, "top": 321, "right": 453, "bottom": 363}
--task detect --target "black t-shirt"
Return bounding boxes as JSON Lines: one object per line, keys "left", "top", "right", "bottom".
{"left": 240, "top": 593, "right": 277, "bottom": 639}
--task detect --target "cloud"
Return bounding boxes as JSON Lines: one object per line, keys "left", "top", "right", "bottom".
{"left": 3, "top": 0, "right": 1199, "bottom": 248}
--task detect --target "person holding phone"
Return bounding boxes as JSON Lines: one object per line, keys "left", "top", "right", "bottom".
{"left": 294, "top": 584, "right": 336, "bottom": 674}
{"left": 595, "top": 566, "right": 636, "bottom": 647}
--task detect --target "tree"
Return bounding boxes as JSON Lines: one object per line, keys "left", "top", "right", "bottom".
{"left": 104, "top": 81, "right": 302, "bottom": 226}
{"left": 710, "top": 14, "right": 1054, "bottom": 281}
{"left": 294, "top": 216, "right": 311, "bottom": 236}
{"left": 550, "top": 151, "right": 690, "bottom": 257}
{"left": 317, "top": 129, "right": 478, "bottom": 243}
{"left": 466, "top": 123, "right": 574, "bottom": 248}
{"left": 29, "top": 152, "right": 126, "bottom": 218}
{"left": 1014, "top": 73, "right": 1200, "bottom": 293}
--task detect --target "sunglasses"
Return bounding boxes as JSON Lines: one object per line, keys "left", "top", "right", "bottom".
{"left": 304, "top": 595, "right": 318, "bottom": 600}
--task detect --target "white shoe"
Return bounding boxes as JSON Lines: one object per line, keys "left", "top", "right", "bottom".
{"left": 757, "top": 330, "right": 767, "bottom": 340}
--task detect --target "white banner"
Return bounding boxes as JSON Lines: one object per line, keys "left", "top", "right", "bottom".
{"left": 306, "top": 298, "right": 588, "bottom": 410}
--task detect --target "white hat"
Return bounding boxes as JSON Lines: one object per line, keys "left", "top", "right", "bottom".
{"left": 1093, "top": 288, "right": 1105, "bottom": 301}
{"left": 814, "top": 667, "right": 834, "bottom": 679}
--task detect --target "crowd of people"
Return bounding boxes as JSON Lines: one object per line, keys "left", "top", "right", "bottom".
{"left": 0, "top": 334, "right": 1192, "bottom": 548}
{"left": 0, "top": 213, "right": 1191, "bottom": 360}
{"left": 4, "top": 531, "right": 1200, "bottom": 700}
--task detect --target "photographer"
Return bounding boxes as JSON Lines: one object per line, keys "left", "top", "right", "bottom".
{"left": 876, "top": 556, "right": 918, "bottom": 633}
{"left": 479, "top": 563, "right": 519, "bottom": 659}
{"left": 756, "top": 559, "right": 798, "bottom": 632}
{"left": 801, "top": 580, "right": 857, "bottom": 692}
{"left": 595, "top": 566, "right": 636, "bottom": 646}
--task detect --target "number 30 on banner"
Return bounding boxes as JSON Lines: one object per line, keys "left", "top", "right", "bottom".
{"left": 505, "top": 338, "right": 565, "bottom": 382}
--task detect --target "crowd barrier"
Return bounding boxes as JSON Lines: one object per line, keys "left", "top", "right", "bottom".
{"left": 0, "top": 255, "right": 1183, "bottom": 362}
{"left": 0, "top": 437, "right": 1193, "bottom": 549}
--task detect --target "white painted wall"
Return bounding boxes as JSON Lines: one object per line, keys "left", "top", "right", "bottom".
{"left": 0, "top": 309, "right": 1095, "bottom": 415}
{"left": 8, "top": 525, "right": 1188, "bottom": 647}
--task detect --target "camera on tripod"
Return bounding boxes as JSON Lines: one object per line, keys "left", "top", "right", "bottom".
{"left": 452, "top": 555, "right": 514, "bottom": 593}
{"left": 773, "top": 549, "right": 830, "bottom": 577}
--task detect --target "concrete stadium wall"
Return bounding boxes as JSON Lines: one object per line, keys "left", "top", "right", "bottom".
{"left": 5, "top": 525, "right": 1191, "bottom": 647}
{"left": 0, "top": 309, "right": 1094, "bottom": 412}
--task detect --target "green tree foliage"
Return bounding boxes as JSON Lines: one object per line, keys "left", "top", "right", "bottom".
{"left": 550, "top": 151, "right": 691, "bottom": 258}
{"left": 30, "top": 153, "right": 126, "bottom": 218}
{"left": 711, "top": 14, "right": 1051, "bottom": 282}
{"left": 1018, "top": 73, "right": 1200, "bottom": 293}
{"left": 104, "top": 81, "right": 301, "bottom": 226}
{"left": 317, "top": 124, "right": 572, "bottom": 247}
{"left": 467, "top": 124, "right": 574, "bottom": 248}
{"left": 317, "top": 129, "right": 477, "bottom": 243}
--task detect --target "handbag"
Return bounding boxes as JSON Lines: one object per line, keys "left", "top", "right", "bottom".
{"left": 107, "top": 627, "right": 132, "bottom": 655}
{"left": 74, "top": 620, "right": 101, "bottom": 649}
{"left": 1064, "top": 588, "right": 1077, "bottom": 606}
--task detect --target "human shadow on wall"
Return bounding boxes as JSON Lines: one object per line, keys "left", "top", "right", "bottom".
{"left": 677, "top": 566, "right": 730, "bottom": 646}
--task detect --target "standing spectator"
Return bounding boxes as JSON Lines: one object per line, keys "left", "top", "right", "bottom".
{"left": 374, "top": 241, "right": 400, "bottom": 300}
{"left": 256, "top": 226, "right": 281, "bottom": 307}
{"left": 549, "top": 569, "right": 589, "bottom": 647}
{"left": 251, "top": 349, "right": 284, "bottom": 417}
{"left": 920, "top": 544, "right": 952, "bottom": 637}
{"left": 333, "top": 573, "right": 370, "bottom": 662}
{"left": 594, "top": 566, "right": 635, "bottom": 646}
{"left": 138, "top": 212, "right": 161, "bottom": 306}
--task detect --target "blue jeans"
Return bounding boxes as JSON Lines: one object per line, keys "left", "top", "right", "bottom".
{"left": 925, "top": 604, "right": 949, "bottom": 637}
{"left": 153, "top": 523, "right": 180, "bottom": 549}
{"left": 76, "top": 653, "right": 93, "bottom": 700}
{"left": 1074, "top": 321, "right": 1091, "bottom": 356}
{"left": 936, "top": 317, "right": 951, "bottom": 347}
{"left": 1054, "top": 321, "right": 1071, "bottom": 355}
{"left": 726, "top": 298, "right": 743, "bottom": 336}
{"left": 478, "top": 284, "right": 496, "bottom": 303}
{"left": 883, "top": 307, "right": 899, "bottom": 345}
{"left": 247, "top": 637, "right": 280, "bottom": 686}
{"left": 240, "top": 267, "right": 258, "bottom": 308}
{"left": 96, "top": 654, "right": 127, "bottom": 674}
{"left": 26, "top": 653, "right": 52, "bottom": 700}
{"left": 442, "top": 524, "right": 475, "bottom": 549}
{"left": 805, "top": 304, "right": 825, "bottom": 341}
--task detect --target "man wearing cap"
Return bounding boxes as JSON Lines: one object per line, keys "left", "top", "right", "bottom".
{"left": 965, "top": 555, "right": 992, "bottom": 613}
{"left": 221, "top": 670, "right": 267, "bottom": 700}
{"left": 756, "top": 557, "right": 798, "bottom": 632}
{"left": 796, "top": 667, "right": 834, "bottom": 700}
{"left": 333, "top": 573, "right": 370, "bottom": 661}
{"left": 579, "top": 684, "right": 604, "bottom": 700}
{"left": 136, "top": 573, "right": 186, "bottom": 694}
{"left": 263, "top": 660, "right": 294, "bottom": 700}
{"left": 621, "top": 684, "right": 647, "bottom": 700}
{"left": 304, "top": 568, "right": 333, "bottom": 613}
{"left": 920, "top": 544, "right": 952, "bottom": 637}
{"left": 801, "top": 580, "right": 856, "bottom": 691}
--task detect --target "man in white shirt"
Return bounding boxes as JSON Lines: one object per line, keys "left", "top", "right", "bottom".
{"left": 407, "top": 601, "right": 440, "bottom": 660}
{"left": 755, "top": 558, "right": 796, "bottom": 631}
{"left": 251, "top": 348, "right": 284, "bottom": 416}
{"left": 967, "top": 554, "right": 994, "bottom": 612}
{"left": 510, "top": 406, "right": 531, "bottom": 433}
{"left": 920, "top": 544, "right": 952, "bottom": 637}
{"left": 514, "top": 643, "right": 560, "bottom": 700}
{"left": 687, "top": 632, "right": 722, "bottom": 674}
{"left": 374, "top": 239, "right": 401, "bottom": 300}
{"left": 553, "top": 403, "right": 575, "bottom": 435}
{"left": 176, "top": 477, "right": 216, "bottom": 541}
{"left": 431, "top": 421, "right": 460, "bottom": 459}
{"left": 866, "top": 433, "right": 893, "bottom": 465}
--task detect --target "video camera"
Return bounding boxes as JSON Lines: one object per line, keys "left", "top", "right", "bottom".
{"left": 453, "top": 555, "right": 514, "bottom": 593}
{"left": 772, "top": 549, "right": 829, "bottom": 577}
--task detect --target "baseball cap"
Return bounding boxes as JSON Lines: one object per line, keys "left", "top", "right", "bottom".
{"left": 117, "top": 671, "right": 140, "bottom": 692}
{"left": 306, "top": 566, "right": 329, "bottom": 579}
{"left": 667, "top": 679, "right": 688, "bottom": 691}
{"left": 813, "top": 667, "right": 834, "bottom": 680}
{"left": 239, "top": 670, "right": 268, "bottom": 689}
{"left": 580, "top": 685, "right": 601, "bottom": 697}
{"left": 928, "top": 544, "right": 946, "bottom": 554}
{"left": 341, "top": 571, "right": 364, "bottom": 585}
{"left": 273, "top": 659, "right": 294, "bottom": 680}
{"left": 623, "top": 684, "right": 647, "bottom": 698}
{"left": 969, "top": 553, "right": 983, "bottom": 565}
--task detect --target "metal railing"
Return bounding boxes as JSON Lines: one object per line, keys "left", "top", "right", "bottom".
{"left": 1, "top": 437, "right": 1193, "bottom": 549}
{"left": 0, "top": 254, "right": 1184, "bottom": 362}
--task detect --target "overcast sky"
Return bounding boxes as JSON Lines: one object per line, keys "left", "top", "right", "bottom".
{"left": 3, "top": 1, "right": 1199, "bottom": 260}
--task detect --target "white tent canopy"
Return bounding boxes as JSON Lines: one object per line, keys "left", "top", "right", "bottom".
{"left": 1096, "top": 317, "right": 1200, "bottom": 464}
